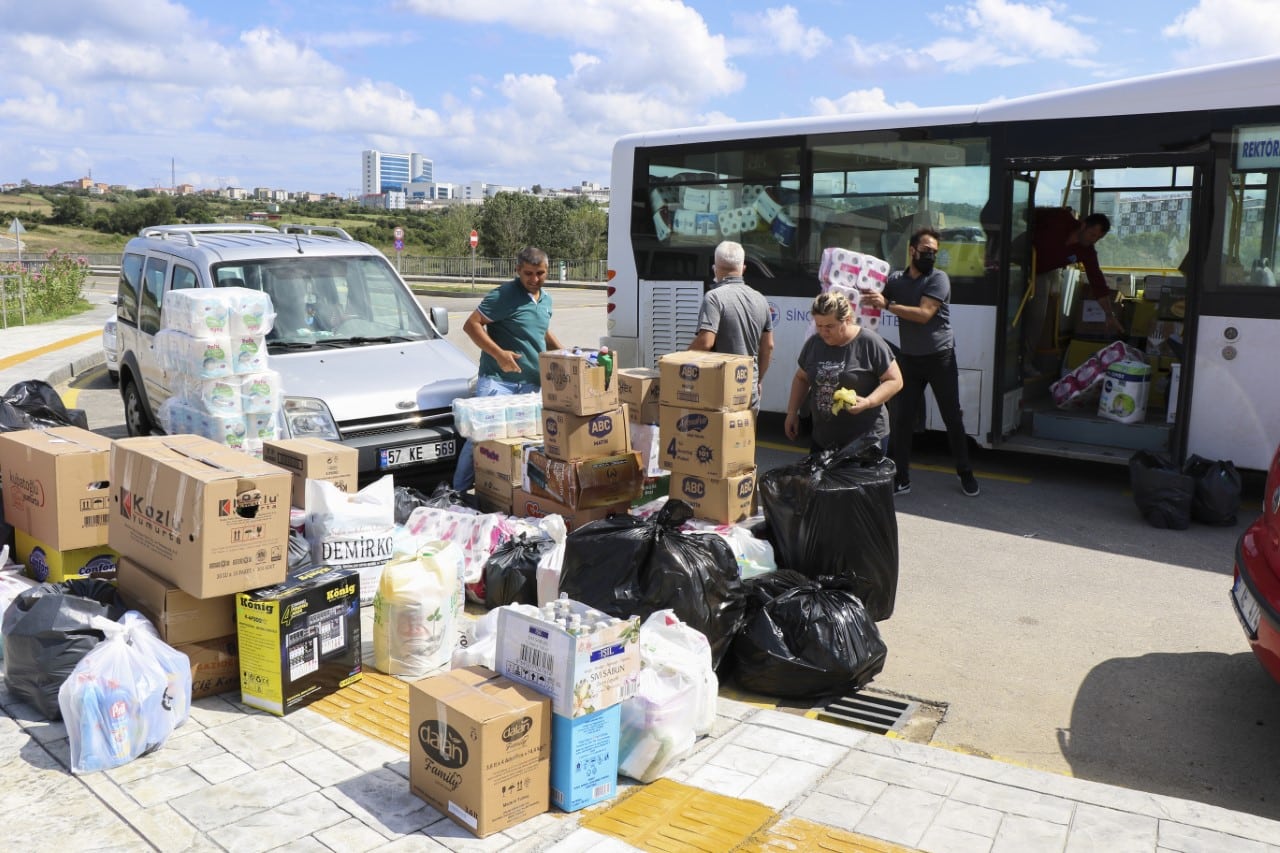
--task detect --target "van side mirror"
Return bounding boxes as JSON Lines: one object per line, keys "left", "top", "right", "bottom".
{"left": 430, "top": 306, "right": 449, "bottom": 336}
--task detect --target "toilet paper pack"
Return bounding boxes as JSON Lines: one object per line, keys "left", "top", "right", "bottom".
{"left": 155, "top": 330, "right": 234, "bottom": 379}
{"left": 161, "top": 288, "right": 231, "bottom": 338}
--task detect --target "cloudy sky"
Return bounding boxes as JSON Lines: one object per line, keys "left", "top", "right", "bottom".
{"left": 1, "top": 0, "right": 1277, "bottom": 195}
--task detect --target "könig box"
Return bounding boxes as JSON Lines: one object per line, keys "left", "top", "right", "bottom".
{"left": 496, "top": 600, "right": 640, "bottom": 718}
{"left": 108, "top": 435, "right": 291, "bottom": 599}
{"left": 540, "top": 351, "right": 619, "bottom": 415}
{"left": 541, "top": 407, "right": 629, "bottom": 462}
{"left": 261, "top": 437, "right": 358, "bottom": 509}
{"left": 0, "top": 426, "right": 113, "bottom": 551}
{"left": 658, "top": 351, "right": 754, "bottom": 412}
{"left": 658, "top": 407, "right": 756, "bottom": 478}
{"left": 409, "top": 667, "right": 550, "bottom": 838}
{"left": 236, "top": 564, "right": 362, "bottom": 716}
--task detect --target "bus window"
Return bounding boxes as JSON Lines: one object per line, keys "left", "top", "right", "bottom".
{"left": 811, "top": 136, "right": 990, "bottom": 279}
{"left": 1219, "top": 170, "right": 1278, "bottom": 287}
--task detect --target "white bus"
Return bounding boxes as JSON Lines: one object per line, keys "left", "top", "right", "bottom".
{"left": 602, "top": 55, "right": 1280, "bottom": 471}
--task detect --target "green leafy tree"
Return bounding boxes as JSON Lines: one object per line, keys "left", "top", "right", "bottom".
{"left": 478, "top": 192, "right": 537, "bottom": 259}
{"left": 432, "top": 204, "right": 479, "bottom": 255}
{"left": 563, "top": 203, "right": 607, "bottom": 260}
{"left": 50, "top": 194, "right": 89, "bottom": 226}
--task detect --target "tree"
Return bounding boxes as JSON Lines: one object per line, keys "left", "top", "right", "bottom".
{"left": 50, "top": 194, "right": 89, "bottom": 226}
{"left": 563, "top": 203, "right": 607, "bottom": 260}
{"left": 432, "top": 204, "right": 479, "bottom": 255}
{"left": 478, "top": 192, "right": 537, "bottom": 259}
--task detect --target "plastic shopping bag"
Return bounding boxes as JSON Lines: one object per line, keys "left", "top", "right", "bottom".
{"left": 308, "top": 476, "right": 396, "bottom": 606}
{"left": 1183, "top": 455, "right": 1242, "bottom": 526}
{"left": 372, "top": 543, "right": 461, "bottom": 679}
{"left": 1129, "top": 451, "right": 1194, "bottom": 529}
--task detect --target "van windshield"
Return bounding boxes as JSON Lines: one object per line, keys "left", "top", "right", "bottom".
{"left": 212, "top": 256, "right": 433, "bottom": 345}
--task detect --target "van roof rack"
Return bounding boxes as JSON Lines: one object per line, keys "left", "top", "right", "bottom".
{"left": 277, "top": 224, "right": 354, "bottom": 241}
{"left": 137, "top": 224, "right": 281, "bottom": 246}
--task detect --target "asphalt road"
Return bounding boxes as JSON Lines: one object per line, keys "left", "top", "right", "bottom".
{"left": 67, "top": 284, "right": 1280, "bottom": 822}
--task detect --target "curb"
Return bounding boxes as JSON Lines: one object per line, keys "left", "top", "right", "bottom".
{"left": 42, "top": 350, "right": 105, "bottom": 387}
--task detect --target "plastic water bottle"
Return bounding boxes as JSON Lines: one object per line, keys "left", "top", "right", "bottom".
{"left": 597, "top": 346, "right": 614, "bottom": 389}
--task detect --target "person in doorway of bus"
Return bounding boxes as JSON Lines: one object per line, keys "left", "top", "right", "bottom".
{"left": 784, "top": 291, "right": 901, "bottom": 456}
{"left": 861, "top": 226, "right": 979, "bottom": 497}
{"left": 1025, "top": 209, "right": 1122, "bottom": 374}
{"left": 689, "top": 240, "right": 774, "bottom": 415}
{"left": 452, "top": 246, "right": 565, "bottom": 493}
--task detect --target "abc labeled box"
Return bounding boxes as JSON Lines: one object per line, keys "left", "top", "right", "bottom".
{"left": 0, "top": 426, "right": 113, "bottom": 551}
{"left": 668, "top": 467, "right": 756, "bottom": 525}
{"left": 15, "top": 530, "right": 118, "bottom": 584}
{"left": 658, "top": 407, "right": 755, "bottom": 478}
{"left": 236, "top": 564, "right": 362, "bottom": 716}
{"left": 552, "top": 705, "right": 621, "bottom": 811}
{"left": 658, "top": 351, "right": 753, "bottom": 412}
{"left": 540, "top": 350, "right": 619, "bottom": 415}
{"left": 410, "top": 666, "right": 550, "bottom": 838}
{"left": 117, "top": 556, "right": 236, "bottom": 645}
{"left": 495, "top": 599, "right": 640, "bottom": 718}
{"left": 109, "top": 435, "right": 291, "bottom": 599}
{"left": 541, "top": 406, "right": 629, "bottom": 462}
{"left": 617, "top": 368, "right": 661, "bottom": 425}
{"left": 261, "top": 437, "right": 358, "bottom": 509}
{"left": 525, "top": 448, "right": 643, "bottom": 509}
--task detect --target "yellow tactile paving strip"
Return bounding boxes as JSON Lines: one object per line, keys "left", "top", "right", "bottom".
{"left": 742, "top": 816, "right": 919, "bottom": 853}
{"left": 309, "top": 671, "right": 411, "bottom": 753}
{"left": 583, "top": 778, "right": 775, "bottom": 852}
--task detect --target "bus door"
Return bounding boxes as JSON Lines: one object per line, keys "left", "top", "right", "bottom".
{"left": 1186, "top": 123, "right": 1280, "bottom": 471}
{"left": 996, "top": 158, "right": 1203, "bottom": 463}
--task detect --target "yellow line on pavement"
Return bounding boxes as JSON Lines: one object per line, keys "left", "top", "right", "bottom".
{"left": 757, "top": 439, "right": 806, "bottom": 454}
{"left": 0, "top": 330, "right": 100, "bottom": 370}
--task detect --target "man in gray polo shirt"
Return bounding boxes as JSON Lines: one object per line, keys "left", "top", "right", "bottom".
{"left": 689, "top": 240, "right": 774, "bottom": 412}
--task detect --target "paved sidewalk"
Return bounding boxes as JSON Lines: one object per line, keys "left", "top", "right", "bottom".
{"left": 3, "top": 289, "right": 1280, "bottom": 851}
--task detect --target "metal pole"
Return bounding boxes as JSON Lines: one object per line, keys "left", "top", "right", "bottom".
{"left": 471, "top": 245, "right": 476, "bottom": 291}
{"left": 15, "top": 235, "right": 24, "bottom": 325}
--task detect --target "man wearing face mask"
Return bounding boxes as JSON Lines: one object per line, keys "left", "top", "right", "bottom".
{"left": 862, "top": 226, "right": 979, "bottom": 497}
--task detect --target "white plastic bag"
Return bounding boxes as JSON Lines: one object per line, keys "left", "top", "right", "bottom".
{"left": 307, "top": 475, "right": 396, "bottom": 606}
{"left": 372, "top": 543, "right": 460, "bottom": 679}
{"left": 533, "top": 514, "right": 568, "bottom": 606}
{"left": 58, "top": 612, "right": 191, "bottom": 774}
{"left": 636, "top": 610, "right": 718, "bottom": 735}
{"left": 718, "top": 524, "right": 777, "bottom": 580}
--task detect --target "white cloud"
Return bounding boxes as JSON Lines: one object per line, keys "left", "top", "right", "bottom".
{"left": 1162, "top": 0, "right": 1280, "bottom": 64}
{"left": 811, "top": 88, "right": 919, "bottom": 116}
{"left": 927, "top": 0, "right": 1097, "bottom": 70}
{"left": 731, "top": 6, "right": 831, "bottom": 59}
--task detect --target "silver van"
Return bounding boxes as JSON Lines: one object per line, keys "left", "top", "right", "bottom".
{"left": 115, "top": 224, "right": 473, "bottom": 484}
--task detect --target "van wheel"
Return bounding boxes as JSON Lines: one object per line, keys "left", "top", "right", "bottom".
{"left": 123, "top": 378, "right": 153, "bottom": 436}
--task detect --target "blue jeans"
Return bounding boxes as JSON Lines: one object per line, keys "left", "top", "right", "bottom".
{"left": 452, "top": 375, "right": 540, "bottom": 492}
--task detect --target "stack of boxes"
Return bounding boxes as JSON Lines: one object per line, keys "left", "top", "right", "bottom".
{"left": 0, "top": 427, "right": 118, "bottom": 583}
{"left": 657, "top": 351, "right": 757, "bottom": 524}
{"left": 515, "top": 350, "right": 643, "bottom": 529}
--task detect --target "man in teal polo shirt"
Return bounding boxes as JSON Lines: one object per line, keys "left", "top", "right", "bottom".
{"left": 453, "top": 246, "right": 564, "bottom": 491}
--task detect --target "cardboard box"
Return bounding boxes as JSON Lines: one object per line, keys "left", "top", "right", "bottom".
{"left": 14, "top": 530, "right": 117, "bottom": 584}
{"left": 632, "top": 475, "right": 670, "bottom": 508}
{"left": 117, "top": 556, "right": 236, "bottom": 645}
{"left": 658, "top": 351, "right": 753, "bottom": 412}
{"left": 617, "top": 368, "right": 661, "bottom": 425}
{"left": 474, "top": 436, "right": 537, "bottom": 486}
{"left": 552, "top": 706, "right": 621, "bottom": 811}
{"left": 0, "top": 426, "right": 113, "bottom": 551}
{"left": 658, "top": 407, "right": 756, "bottom": 478}
{"left": 175, "top": 635, "right": 239, "bottom": 699}
{"left": 261, "top": 438, "right": 358, "bottom": 509}
{"left": 109, "top": 435, "right": 291, "bottom": 599}
{"left": 510, "top": 489, "right": 629, "bottom": 532}
{"left": 496, "top": 599, "right": 640, "bottom": 718}
{"left": 236, "top": 564, "right": 362, "bottom": 716}
{"left": 409, "top": 667, "right": 550, "bottom": 838}
{"left": 525, "top": 449, "right": 643, "bottom": 509}
{"left": 474, "top": 471, "right": 515, "bottom": 514}
{"left": 666, "top": 467, "right": 756, "bottom": 524}
{"left": 541, "top": 407, "right": 629, "bottom": 462}
{"left": 540, "top": 351, "right": 619, "bottom": 416}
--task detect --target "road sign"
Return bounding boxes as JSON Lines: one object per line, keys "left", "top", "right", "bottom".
{"left": 393, "top": 226, "right": 404, "bottom": 240}
{"left": 8, "top": 218, "right": 25, "bottom": 235}
{"left": 394, "top": 238, "right": 404, "bottom": 252}
{"left": 469, "top": 230, "right": 479, "bottom": 249}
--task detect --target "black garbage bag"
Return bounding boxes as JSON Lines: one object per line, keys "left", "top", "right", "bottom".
{"left": 757, "top": 441, "right": 898, "bottom": 621}
{"left": 485, "top": 533, "right": 554, "bottom": 608}
{"left": 1183, "top": 455, "right": 1242, "bottom": 526}
{"left": 1129, "top": 451, "right": 1194, "bottom": 530}
{"left": 1, "top": 579, "right": 127, "bottom": 719}
{"left": 287, "top": 528, "right": 314, "bottom": 573}
{"left": 733, "top": 574, "right": 887, "bottom": 699}
{"left": 0, "top": 380, "right": 88, "bottom": 431}
{"left": 560, "top": 500, "right": 746, "bottom": 668}
{"left": 394, "top": 482, "right": 472, "bottom": 524}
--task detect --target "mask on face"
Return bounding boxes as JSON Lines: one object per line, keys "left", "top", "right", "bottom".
{"left": 914, "top": 251, "right": 936, "bottom": 275}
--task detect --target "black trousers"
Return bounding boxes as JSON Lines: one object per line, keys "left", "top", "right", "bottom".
{"left": 890, "top": 347, "right": 971, "bottom": 483}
